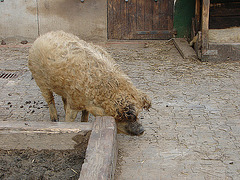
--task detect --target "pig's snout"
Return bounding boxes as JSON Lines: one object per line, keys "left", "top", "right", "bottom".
{"left": 126, "top": 121, "right": 145, "bottom": 136}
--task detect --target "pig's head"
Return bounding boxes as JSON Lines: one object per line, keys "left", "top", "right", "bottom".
{"left": 115, "top": 93, "right": 151, "bottom": 136}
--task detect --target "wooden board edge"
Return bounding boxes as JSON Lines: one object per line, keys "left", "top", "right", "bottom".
{"left": 173, "top": 38, "right": 197, "bottom": 59}
{"left": 0, "top": 121, "right": 92, "bottom": 150}
{"left": 79, "top": 116, "right": 117, "bottom": 180}
{"left": 0, "top": 121, "right": 93, "bottom": 133}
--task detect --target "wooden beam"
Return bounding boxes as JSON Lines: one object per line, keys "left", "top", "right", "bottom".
{"left": 0, "top": 121, "right": 92, "bottom": 150}
{"left": 195, "top": 0, "right": 201, "bottom": 32}
{"left": 201, "top": 0, "right": 210, "bottom": 54}
{"left": 79, "top": 116, "right": 117, "bottom": 180}
{"left": 0, "top": 121, "right": 92, "bottom": 132}
{"left": 173, "top": 38, "right": 197, "bottom": 59}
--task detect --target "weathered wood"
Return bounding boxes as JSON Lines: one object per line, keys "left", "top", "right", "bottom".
{"left": 167, "top": 0, "right": 174, "bottom": 32}
{"left": 108, "top": 0, "right": 174, "bottom": 40}
{"left": 120, "top": 0, "right": 127, "bottom": 39}
{"left": 108, "top": 0, "right": 120, "bottom": 39}
{"left": 173, "top": 38, "right": 197, "bottom": 59}
{"left": 195, "top": 31, "right": 202, "bottom": 59}
{"left": 202, "top": 0, "right": 210, "bottom": 55}
{"left": 0, "top": 121, "right": 92, "bottom": 150}
{"left": 107, "top": 0, "right": 114, "bottom": 39}
{"left": 195, "top": 0, "right": 201, "bottom": 32}
{"left": 79, "top": 116, "right": 117, "bottom": 180}
{"left": 210, "top": 7, "right": 240, "bottom": 17}
{"left": 128, "top": 0, "right": 137, "bottom": 39}
{"left": 152, "top": 0, "right": 161, "bottom": 30}
{"left": 136, "top": 0, "right": 145, "bottom": 39}
{"left": 209, "top": 2, "right": 240, "bottom": 29}
{"left": 201, "top": 43, "right": 240, "bottom": 61}
{"left": 0, "top": 121, "right": 92, "bottom": 132}
{"left": 144, "top": 0, "right": 153, "bottom": 39}
{"left": 191, "top": 18, "right": 196, "bottom": 40}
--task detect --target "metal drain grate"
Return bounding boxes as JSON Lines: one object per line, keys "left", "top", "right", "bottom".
{"left": 0, "top": 71, "right": 21, "bottom": 79}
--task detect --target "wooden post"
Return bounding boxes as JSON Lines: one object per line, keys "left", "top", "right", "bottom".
{"left": 201, "top": 0, "right": 210, "bottom": 55}
{"left": 195, "top": 0, "right": 201, "bottom": 31}
{"left": 79, "top": 116, "right": 117, "bottom": 180}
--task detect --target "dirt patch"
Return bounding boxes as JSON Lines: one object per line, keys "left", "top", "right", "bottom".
{"left": 0, "top": 147, "right": 87, "bottom": 180}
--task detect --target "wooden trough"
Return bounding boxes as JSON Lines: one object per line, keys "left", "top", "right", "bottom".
{"left": 192, "top": 0, "right": 240, "bottom": 61}
{"left": 0, "top": 116, "right": 117, "bottom": 180}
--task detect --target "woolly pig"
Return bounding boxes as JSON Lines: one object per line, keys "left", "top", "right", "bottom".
{"left": 28, "top": 31, "right": 151, "bottom": 136}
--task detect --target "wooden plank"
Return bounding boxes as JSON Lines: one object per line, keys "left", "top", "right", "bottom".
{"left": 160, "top": 0, "right": 168, "bottom": 15}
{"left": 115, "top": 0, "right": 122, "bottom": 39}
{"left": 120, "top": 0, "right": 129, "bottom": 39}
{"left": 209, "top": 16, "right": 240, "bottom": 29}
{"left": 136, "top": 0, "right": 144, "bottom": 31}
{"left": 136, "top": 0, "right": 145, "bottom": 39}
{"left": 128, "top": 0, "right": 137, "bottom": 39}
{"left": 159, "top": 0, "right": 169, "bottom": 30}
{"left": 195, "top": 0, "right": 201, "bottom": 32}
{"left": 144, "top": 0, "right": 153, "bottom": 39}
{"left": 0, "top": 121, "right": 92, "bottom": 150}
{"left": 107, "top": 0, "right": 114, "bottom": 39}
{"left": 152, "top": 0, "right": 161, "bottom": 30}
{"left": 152, "top": 0, "right": 161, "bottom": 39}
{"left": 108, "top": 0, "right": 122, "bottom": 39}
{"left": 0, "top": 121, "right": 92, "bottom": 132}
{"left": 79, "top": 116, "right": 117, "bottom": 180}
{"left": 173, "top": 38, "right": 197, "bottom": 59}
{"left": 167, "top": 0, "right": 174, "bottom": 36}
{"left": 210, "top": 7, "right": 240, "bottom": 17}
{"left": 202, "top": 0, "right": 210, "bottom": 54}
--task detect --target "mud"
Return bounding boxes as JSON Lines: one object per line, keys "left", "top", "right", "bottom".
{"left": 0, "top": 148, "right": 87, "bottom": 180}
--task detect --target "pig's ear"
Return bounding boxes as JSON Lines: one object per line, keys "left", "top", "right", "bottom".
{"left": 141, "top": 93, "right": 151, "bottom": 111}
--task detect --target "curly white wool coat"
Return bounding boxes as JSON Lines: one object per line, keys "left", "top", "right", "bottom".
{"left": 28, "top": 31, "right": 151, "bottom": 131}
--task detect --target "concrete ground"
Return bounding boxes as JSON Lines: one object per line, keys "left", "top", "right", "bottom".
{"left": 0, "top": 40, "right": 240, "bottom": 180}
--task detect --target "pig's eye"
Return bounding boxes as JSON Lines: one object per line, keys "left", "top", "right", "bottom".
{"left": 125, "top": 111, "right": 136, "bottom": 121}
{"left": 126, "top": 111, "right": 131, "bottom": 116}
{"left": 127, "top": 115, "right": 132, "bottom": 120}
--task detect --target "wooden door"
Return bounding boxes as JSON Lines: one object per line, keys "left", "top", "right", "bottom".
{"left": 108, "top": 0, "right": 174, "bottom": 40}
